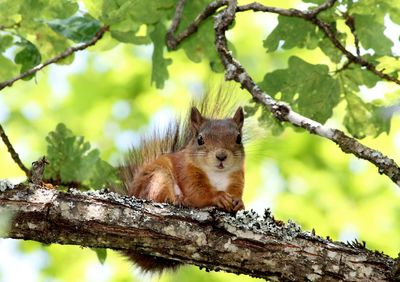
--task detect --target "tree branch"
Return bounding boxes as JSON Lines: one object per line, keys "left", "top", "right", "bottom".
{"left": 166, "top": 0, "right": 400, "bottom": 85}
{"left": 166, "top": 0, "right": 228, "bottom": 50}
{"left": 236, "top": 2, "right": 400, "bottom": 86}
{"left": 0, "top": 26, "right": 109, "bottom": 92}
{"left": 0, "top": 182, "right": 396, "bottom": 281}
{"left": 213, "top": 0, "right": 400, "bottom": 186}
{"left": 0, "top": 123, "right": 30, "bottom": 177}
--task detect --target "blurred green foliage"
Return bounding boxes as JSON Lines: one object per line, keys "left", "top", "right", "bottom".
{"left": 1, "top": 0, "right": 400, "bottom": 281}
{"left": 44, "top": 123, "right": 118, "bottom": 189}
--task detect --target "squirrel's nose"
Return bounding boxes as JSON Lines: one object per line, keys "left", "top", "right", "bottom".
{"left": 216, "top": 152, "right": 227, "bottom": 162}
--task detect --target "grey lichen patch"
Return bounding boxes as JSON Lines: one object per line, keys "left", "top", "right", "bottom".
{"left": 225, "top": 63, "right": 237, "bottom": 79}
{"left": 191, "top": 210, "right": 212, "bottom": 222}
{"left": 83, "top": 204, "right": 107, "bottom": 221}
{"left": 58, "top": 201, "right": 75, "bottom": 218}
{"left": 107, "top": 207, "right": 122, "bottom": 222}
{"left": 218, "top": 208, "right": 305, "bottom": 243}
{"left": 238, "top": 72, "right": 247, "bottom": 83}
{"left": 25, "top": 186, "right": 55, "bottom": 203}
{"left": 0, "top": 180, "right": 14, "bottom": 192}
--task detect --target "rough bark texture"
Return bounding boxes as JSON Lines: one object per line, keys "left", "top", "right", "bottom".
{"left": 0, "top": 181, "right": 396, "bottom": 281}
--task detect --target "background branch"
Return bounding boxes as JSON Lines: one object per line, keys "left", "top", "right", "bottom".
{"left": 0, "top": 182, "right": 396, "bottom": 281}
{"left": 0, "top": 26, "right": 109, "bottom": 92}
{"left": 166, "top": 0, "right": 228, "bottom": 50}
{"left": 0, "top": 124, "right": 30, "bottom": 178}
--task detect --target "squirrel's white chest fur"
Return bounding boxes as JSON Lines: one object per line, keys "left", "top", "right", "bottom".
{"left": 205, "top": 170, "right": 230, "bottom": 191}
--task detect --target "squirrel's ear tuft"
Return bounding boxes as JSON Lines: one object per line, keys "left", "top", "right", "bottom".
{"left": 190, "top": 107, "right": 204, "bottom": 132}
{"left": 233, "top": 107, "right": 244, "bottom": 129}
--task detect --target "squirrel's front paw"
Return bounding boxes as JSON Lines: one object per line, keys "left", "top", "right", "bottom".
{"left": 232, "top": 198, "right": 245, "bottom": 211}
{"left": 212, "top": 191, "right": 234, "bottom": 211}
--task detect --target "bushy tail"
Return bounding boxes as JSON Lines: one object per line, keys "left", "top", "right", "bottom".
{"left": 117, "top": 85, "right": 240, "bottom": 272}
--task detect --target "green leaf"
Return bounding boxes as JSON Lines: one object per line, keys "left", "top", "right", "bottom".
{"left": 259, "top": 108, "right": 285, "bottom": 136}
{"left": 92, "top": 248, "right": 107, "bottom": 264}
{"left": 14, "top": 40, "right": 41, "bottom": 79}
{"left": 350, "top": 0, "right": 400, "bottom": 25}
{"left": 82, "top": 0, "right": 103, "bottom": 18}
{"left": 318, "top": 33, "right": 344, "bottom": 64}
{"left": 101, "top": 0, "right": 175, "bottom": 25}
{"left": 149, "top": 22, "right": 172, "bottom": 89}
{"left": 111, "top": 30, "right": 150, "bottom": 44}
{"left": 44, "top": 123, "right": 100, "bottom": 184}
{"left": 0, "top": 54, "right": 18, "bottom": 80}
{"left": 302, "top": 0, "right": 325, "bottom": 4}
{"left": 44, "top": 123, "right": 119, "bottom": 188}
{"left": 0, "top": 0, "right": 23, "bottom": 26}
{"left": 0, "top": 35, "right": 14, "bottom": 52}
{"left": 264, "top": 16, "right": 319, "bottom": 52}
{"left": 47, "top": 15, "right": 102, "bottom": 43}
{"left": 90, "top": 159, "right": 119, "bottom": 189}
{"left": 337, "top": 66, "right": 379, "bottom": 92}
{"left": 244, "top": 101, "right": 261, "bottom": 118}
{"left": 32, "top": 26, "right": 74, "bottom": 63}
{"left": 42, "top": 0, "right": 79, "bottom": 19}
{"left": 176, "top": 0, "right": 224, "bottom": 72}
{"left": 353, "top": 14, "right": 393, "bottom": 56}
{"left": 344, "top": 92, "right": 392, "bottom": 138}
{"left": 19, "top": 0, "right": 78, "bottom": 21}
{"left": 127, "top": 0, "right": 175, "bottom": 24}
{"left": 109, "top": 20, "right": 150, "bottom": 45}
{"left": 260, "top": 56, "right": 340, "bottom": 123}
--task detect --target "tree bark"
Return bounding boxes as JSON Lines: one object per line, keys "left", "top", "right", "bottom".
{"left": 0, "top": 181, "right": 396, "bottom": 281}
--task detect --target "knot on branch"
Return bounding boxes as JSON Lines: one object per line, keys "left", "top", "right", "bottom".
{"left": 271, "top": 102, "right": 290, "bottom": 121}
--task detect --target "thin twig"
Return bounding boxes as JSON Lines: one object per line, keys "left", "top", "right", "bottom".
{"left": 343, "top": 12, "right": 361, "bottom": 57}
{"left": 0, "top": 26, "right": 109, "bottom": 92}
{"left": 168, "top": 0, "right": 187, "bottom": 35}
{"left": 166, "top": 0, "right": 229, "bottom": 50}
{"left": 212, "top": 0, "right": 400, "bottom": 185}
{"left": 0, "top": 123, "right": 30, "bottom": 178}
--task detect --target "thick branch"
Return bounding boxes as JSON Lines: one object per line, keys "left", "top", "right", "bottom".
{"left": 0, "top": 182, "right": 396, "bottom": 281}
{"left": 0, "top": 26, "right": 109, "bottom": 92}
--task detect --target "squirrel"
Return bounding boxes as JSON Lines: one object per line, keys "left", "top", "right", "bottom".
{"left": 118, "top": 92, "right": 245, "bottom": 273}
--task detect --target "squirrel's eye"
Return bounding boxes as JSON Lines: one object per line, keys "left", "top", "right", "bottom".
{"left": 197, "top": 135, "right": 205, "bottom": 145}
{"left": 236, "top": 134, "right": 242, "bottom": 144}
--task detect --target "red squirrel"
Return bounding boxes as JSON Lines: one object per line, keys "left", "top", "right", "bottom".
{"left": 119, "top": 100, "right": 245, "bottom": 272}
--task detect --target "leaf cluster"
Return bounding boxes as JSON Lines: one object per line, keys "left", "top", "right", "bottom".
{"left": 260, "top": 0, "right": 399, "bottom": 138}
{"left": 44, "top": 123, "right": 119, "bottom": 189}
{"left": 1, "top": 0, "right": 399, "bottom": 139}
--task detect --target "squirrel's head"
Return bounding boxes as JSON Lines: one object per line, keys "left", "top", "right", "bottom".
{"left": 187, "top": 106, "right": 245, "bottom": 172}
